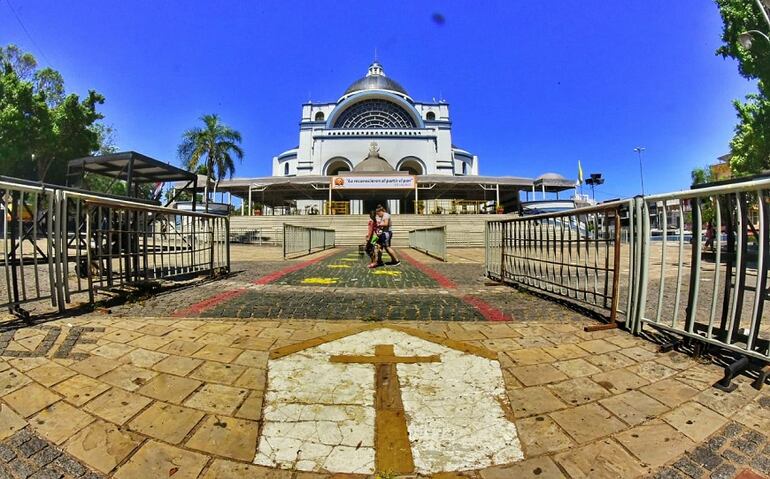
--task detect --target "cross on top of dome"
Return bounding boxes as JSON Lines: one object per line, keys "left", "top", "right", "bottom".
{"left": 343, "top": 61, "right": 410, "bottom": 98}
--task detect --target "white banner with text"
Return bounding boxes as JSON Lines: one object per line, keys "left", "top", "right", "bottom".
{"left": 331, "top": 176, "right": 416, "bottom": 190}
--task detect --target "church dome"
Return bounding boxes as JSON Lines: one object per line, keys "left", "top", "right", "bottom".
{"left": 343, "top": 62, "right": 409, "bottom": 97}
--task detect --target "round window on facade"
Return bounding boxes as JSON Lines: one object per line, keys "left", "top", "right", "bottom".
{"left": 426, "top": 111, "right": 436, "bottom": 121}
{"left": 314, "top": 111, "right": 325, "bottom": 122}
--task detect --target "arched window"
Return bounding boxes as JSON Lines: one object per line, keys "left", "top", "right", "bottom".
{"left": 398, "top": 157, "right": 424, "bottom": 175}
{"left": 324, "top": 157, "right": 352, "bottom": 175}
{"left": 284, "top": 163, "right": 290, "bottom": 175}
{"left": 333, "top": 99, "right": 417, "bottom": 129}
{"left": 314, "top": 111, "right": 325, "bottom": 122}
{"left": 426, "top": 111, "right": 436, "bottom": 121}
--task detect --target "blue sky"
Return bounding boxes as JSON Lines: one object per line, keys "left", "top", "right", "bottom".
{"left": 0, "top": 0, "right": 755, "bottom": 199}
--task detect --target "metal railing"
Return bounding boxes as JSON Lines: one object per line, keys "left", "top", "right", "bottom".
{"left": 486, "top": 201, "right": 629, "bottom": 322}
{"left": 1, "top": 177, "right": 229, "bottom": 318}
{"left": 229, "top": 228, "right": 263, "bottom": 245}
{"left": 283, "top": 224, "right": 335, "bottom": 258}
{"left": 485, "top": 177, "right": 770, "bottom": 364}
{"left": 408, "top": 226, "right": 447, "bottom": 261}
{"left": 630, "top": 179, "right": 770, "bottom": 363}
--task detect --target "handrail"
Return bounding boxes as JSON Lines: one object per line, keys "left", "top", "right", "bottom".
{"left": 283, "top": 224, "right": 335, "bottom": 258}
{"left": 408, "top": 226, "right": 447, "bottom": 261}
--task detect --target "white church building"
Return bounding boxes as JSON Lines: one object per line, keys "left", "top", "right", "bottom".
{"left": 273, "top": 61, "right": 478, "bottom": 180}
{"left": 216, "top": 61, "right": 576, "bottom": 215}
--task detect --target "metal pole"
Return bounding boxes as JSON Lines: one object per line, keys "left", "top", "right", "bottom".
{"left": 755, "top": 0, "right": 770, "bottom": 28}
{"left": 634, "top": 147, "right": 646, "bottom": 196}
{"left": 248, "top": 186, "right": 252, "bottom": 216}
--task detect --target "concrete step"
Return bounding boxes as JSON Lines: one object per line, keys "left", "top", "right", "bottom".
{"left": 229, "top": 214, "right": 514, "bottom": 246}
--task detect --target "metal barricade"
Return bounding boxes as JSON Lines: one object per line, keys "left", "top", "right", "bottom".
{"left": 1, "top": 177, "right": 230, "bottom": 318}
{"left": 229, "top": 228, "right": 263, "bottom": 245}
{"left": 408, "top": 226, "right": 447, "bottom": 261}
{"left": 630, "top": 179, "right": 770, "bottom": 363}
{"left": 283, "top": 224, "right": 335, "bottom": 258}
{"left": 486, "top": 201, "right": 631, "bottom": 323}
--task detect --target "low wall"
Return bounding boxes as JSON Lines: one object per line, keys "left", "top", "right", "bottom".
{"left": 230, "top": 214, "right": 515, "bottom": 247}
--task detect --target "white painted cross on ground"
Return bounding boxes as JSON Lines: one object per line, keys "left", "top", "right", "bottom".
{"left": 254, "top": 327, "right": 524, "bottom": 475}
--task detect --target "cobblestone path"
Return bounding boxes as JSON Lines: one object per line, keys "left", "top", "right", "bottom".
{"left": 105, "top": 247, "right": 530, "bottom": 321}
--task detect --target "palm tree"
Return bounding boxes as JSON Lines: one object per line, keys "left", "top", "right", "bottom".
{"left": 178, "top": 114, "right": 244, "bottom": 210}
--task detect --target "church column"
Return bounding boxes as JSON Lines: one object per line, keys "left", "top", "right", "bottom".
{"left": 415, "top": 184, "right": 419, "bottom": 215}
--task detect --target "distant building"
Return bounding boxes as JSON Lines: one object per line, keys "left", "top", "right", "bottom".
{"left": 709, "top": 154, "right": 733, "bottom": 182}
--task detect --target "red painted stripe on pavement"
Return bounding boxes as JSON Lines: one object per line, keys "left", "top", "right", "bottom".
{"left": 461, "top": 294, "right": 513, "bottom": 322}
{"left": 174, "top": 249, "right": 338, "bottom": 317}
{"left": 252, "top": 250, "right": 336, "bottom": 285}
{"left": 398, "top": 250, "right": 457, "bottom": 289}
{"left": 172, "top": 288, "right": 246, "bottom": 317}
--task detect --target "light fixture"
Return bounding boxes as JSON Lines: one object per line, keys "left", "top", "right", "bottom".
{"left": 738, "top": 29, "right": 770, "bottom": 50}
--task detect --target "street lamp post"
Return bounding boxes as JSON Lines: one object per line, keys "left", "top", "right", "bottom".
{"left": 738, "top": 0, "right": 770, "bottom": 48}
{"left": 633, "top": 147, "right": 646, "bottom": 196}
{"left": 584, "top": 173, "right": 604, "bottom": 200}
{"left": 753, "top": 0, "right": 770, "bottom": 28}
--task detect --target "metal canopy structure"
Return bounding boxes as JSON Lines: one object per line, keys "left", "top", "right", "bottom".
{"left": 67, "top": 151, "right": 198, "bottom": 208}
{"left": 174, "top": 174, "right": 575, "bottom": 213}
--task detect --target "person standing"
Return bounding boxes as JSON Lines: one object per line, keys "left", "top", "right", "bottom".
{"left": 375, "top": 205, "right": 400, "bottom": 266}
{"left": 365, "top": 210, "right": 380, "bottom": 268}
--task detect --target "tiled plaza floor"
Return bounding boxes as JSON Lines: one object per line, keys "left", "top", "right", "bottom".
{"left": 0, "top": 247, "right": 765, "bottom": 478}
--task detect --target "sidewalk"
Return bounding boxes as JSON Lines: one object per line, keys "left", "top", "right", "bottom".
{"left": 0, "top": 247, "right": 765, "bottom": 478}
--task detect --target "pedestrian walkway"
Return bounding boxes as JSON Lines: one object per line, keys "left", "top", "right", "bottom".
{"left": 0, "top": 247, "right": 766, "bottom": 479}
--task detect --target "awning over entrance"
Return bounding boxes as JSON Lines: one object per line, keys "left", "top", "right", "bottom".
{"left": 185, "top": 174, "right": 573, "bottom": 203}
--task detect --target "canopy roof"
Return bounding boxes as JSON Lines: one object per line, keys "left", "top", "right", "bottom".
{"left": 175, "top": 173, "right": 574, "bottom": 207}
{"left": 68, "top": 151, "right": 197, "bottom": 184}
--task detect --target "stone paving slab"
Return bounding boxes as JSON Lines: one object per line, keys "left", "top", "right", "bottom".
{"left": 0, "top": 247, "right": 767, "bottom": 478}
{"left": 0, "top": 314, "right": 763, "bottom": 478}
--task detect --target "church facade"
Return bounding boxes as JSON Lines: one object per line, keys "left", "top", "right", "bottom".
{"left": 272, "top": 61, "right": 478, "bottom": 180}
{"left": 213, "top": 61, "right": 576, "bottom": 216}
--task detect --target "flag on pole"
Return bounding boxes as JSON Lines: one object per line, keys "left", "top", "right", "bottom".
{"left": 577, "top": 160, "right": 584, "bottom": 186}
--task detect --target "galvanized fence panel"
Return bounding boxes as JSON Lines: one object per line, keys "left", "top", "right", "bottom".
{"left": 283, "top": 224, "right": 336, "bottom": 258}
{"left": 229, "top": 227, "right": 263, "bottom": 245}
{"left": 485, "top": 177, "right": 770, "bottom": 365}
{"left": 408, "top": 226, "right": 447, "bottom": 261}
{"left": 485, "top": 200, "right": 632, "bottom": 323}
{"left": 630, "top": 179, "right": 770, "bottom": 363}
{"left": 1, "top": 177, "right": 229, "bottom": 318}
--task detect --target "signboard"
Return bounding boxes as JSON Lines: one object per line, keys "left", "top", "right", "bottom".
{"left": 331, "top": 175, "right": 416, "bottom": 190}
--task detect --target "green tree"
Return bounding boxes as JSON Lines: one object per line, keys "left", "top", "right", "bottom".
{"left": 0, "top": 45, "right": 104, "bottom": 184}
{"left": 0, "top": 44, "right": 36, "bottom": 80}
{"left": 177, "top": 114, "right": 243, "bottom": 209}
{"left": 691, "top": 166, "right": 715, "bottom": 186}
{"left": 715, "top": 0, "right": 770, "bottom": 175}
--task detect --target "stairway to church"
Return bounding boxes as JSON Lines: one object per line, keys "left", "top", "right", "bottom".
{"left": 230, "top": 213, "right": 513, "bottom": 246}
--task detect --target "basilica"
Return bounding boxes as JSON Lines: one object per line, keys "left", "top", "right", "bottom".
{"left": 216, "top": 61, "right": 575, "bottom": 215}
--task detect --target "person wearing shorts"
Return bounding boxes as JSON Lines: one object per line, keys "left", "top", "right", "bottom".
{"left": 375, "top": 205, "right": 400, "bottom": 266}
{"left": 365, "top": 210, "right": 381, "bottom": 268}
